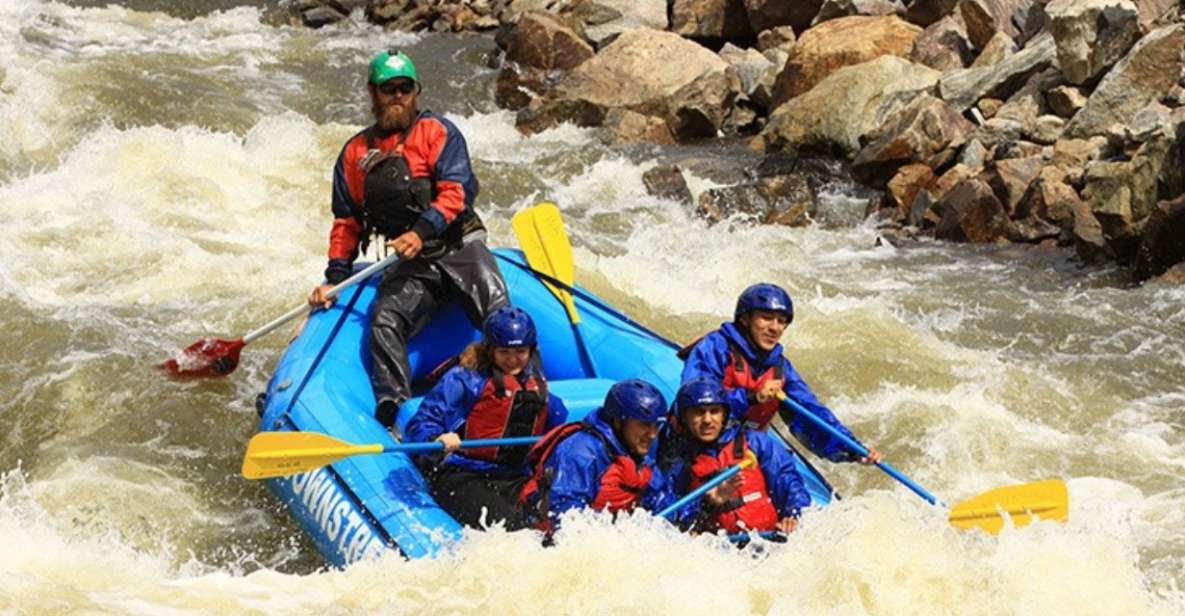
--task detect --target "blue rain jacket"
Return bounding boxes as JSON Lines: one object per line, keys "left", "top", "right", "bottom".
{"left": 680, "top": 322, "right": 863, "bottom": 462}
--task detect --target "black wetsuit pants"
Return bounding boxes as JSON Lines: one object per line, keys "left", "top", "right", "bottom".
{"left": 369, "top": 236, "right": 508, "bottom": 413}
{"left": 429, "top": 465, "right": 531, "bottom": 531}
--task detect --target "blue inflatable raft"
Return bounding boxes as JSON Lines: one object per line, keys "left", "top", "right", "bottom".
{"left": 256, "top": 248, "right": 833, "bottom": 566}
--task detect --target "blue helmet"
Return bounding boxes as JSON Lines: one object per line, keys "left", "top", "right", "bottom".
{"left": 734, "top": 283, "right": 794, "bottom": 323}
{"left": 675, "top": 377, "right": 729, "bottom": 415}
{"left": 482, "top": 306, "right": 537, "bottom": 348}
{"left": 602, "top": 379, "right": 668, "bottom": 423}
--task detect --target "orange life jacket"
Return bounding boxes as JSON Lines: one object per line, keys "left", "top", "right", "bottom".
{"left": 679, "top": 334, "right": 784, "bottom": 430}
{"left": 689, "top": 431, "right": 778, "bottom": 533}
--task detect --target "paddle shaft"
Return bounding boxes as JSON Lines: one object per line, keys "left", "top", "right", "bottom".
{"left": 657, "top": 462, "right": 747, "bottom": 519}
{"left": 778, "top": 394, "right": 939, "bottom": 506}
{"left": 243, "top": 254, "right": 400, "bottom": 344}
{"left": 386, "top": 435, "right": 540, "bottom": 454}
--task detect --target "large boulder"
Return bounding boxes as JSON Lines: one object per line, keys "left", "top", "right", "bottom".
{"left": 762, "top": 55, "right": 940, "bottom": 157}
{"left": 745, "top": 0, "right": 824, "bottom": 33}
{"left": 852, "top": 94, "right": 974, "bottom": 184}
{"left": 771, "top": 16, "right": 922, "bottom": 106}
{"left": 719, "top": 43, "right": 776, "bottom": 103}
{"left": 934, "top": 177, "right": 1015, "bottom": 242}
{"left": 1133, "top": 195, "right": 1185, "bottom": 282}
{"left": 499, "top": 11, "right": 595, "bottom": 71}
{"left": 988, "top": 155, "right": 1045, "bottom": 214}
{"left": 495, "top": 12, "right": 595, "bottom": 110}
{"left": 516, "top": 29, "right": 742, "bottom": 141}
{"left": 671, "top": 0, "right": 755, "bottom": 41}
{"left": 1080, "top": 134, "right": 1171, "bottom": 259}
{"left": 909, "top": 14, "right": 974, "bottom": 72}
{"left": 1065, "top": 25, "right": 1185, "bottom": 139}
{"left": 960, "top": 0, "right": 1025, "bottom": 49}
{"left": 939, "top": 32, "right": 1057, "bottom": 111}
{"left": 1046, "top": 0, "right": 1141, "bottom": 85}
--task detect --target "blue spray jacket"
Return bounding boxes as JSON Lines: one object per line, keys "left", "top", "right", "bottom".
{"left": 680, "top": 322, "right": 862, "bottom": 462}
{"left": 404, "top": 363, "right": 568, "bottom": 474}
{"left": 539, "top": 406, "right": 656, "bottom": 521}
{"left": 645, "top": 423, "right": 811, "bottom": 529}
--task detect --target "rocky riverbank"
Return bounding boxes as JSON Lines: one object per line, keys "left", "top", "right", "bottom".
{"left": 292, "top": 0, "right": 1185, "bottom": 284}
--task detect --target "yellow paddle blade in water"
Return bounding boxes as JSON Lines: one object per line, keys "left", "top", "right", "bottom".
{"left": 948, "top": 480, "right": 1068, "bottom": 534}
{"left": 241, "top": 431, "right": 381, "bottom": 480}
{"left": 512, "top": 202, "right": 580, "bottom": 324}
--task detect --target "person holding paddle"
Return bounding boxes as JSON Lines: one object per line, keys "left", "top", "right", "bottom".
{"left": 404, "top": 306, "right": 568, "bottom": 530}
{"left": 518, "top": 379, "right": 668, "bottom": 530}
{"left": 308, "top": 49, "right": 508, "bottom": 429}
{"left": 680, "top": 283, "right": 882, "bottom": 465}
{"left": 651, "top": 378, "right": 809, "bottom": 535}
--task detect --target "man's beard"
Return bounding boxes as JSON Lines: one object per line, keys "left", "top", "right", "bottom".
{"left": 372, "top": 98, "right": 415, "bottom": 133}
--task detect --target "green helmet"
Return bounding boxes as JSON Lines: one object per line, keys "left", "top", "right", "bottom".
{"left": 368, "top": 49, "right": 418, "bottom": 86}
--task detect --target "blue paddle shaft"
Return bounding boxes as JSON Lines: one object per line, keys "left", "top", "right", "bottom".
{"left": 380, "top": 436, "right": 541, "bottom": 454}
{"left": 779, "top": 396, "right": 940, "bottom": 506}
{"left": 657, "top": 462, "right": 745, "bottom": 519}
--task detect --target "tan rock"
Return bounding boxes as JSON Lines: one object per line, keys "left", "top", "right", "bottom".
{"left": 909, "top": 14, "right": 973, "bottom": 72}
{"left": 772, "top": 16, "right": 921, "bottom": 105}
{"left": 971, "top": 31, "right": 1017, "bottom": 68}
{"left": 762, "top": 55, "right": 940, "bottom": 157}
{"left": 1066, "top": 24, "right": 1185, "bottom": 138}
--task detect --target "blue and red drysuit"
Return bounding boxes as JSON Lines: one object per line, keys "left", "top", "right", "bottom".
{"left": 680, "top": 321, "right": 865, "bottom": 462}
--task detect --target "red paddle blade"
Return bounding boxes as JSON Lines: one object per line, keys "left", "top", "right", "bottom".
{"left": 159, "top": 337, "right": 245, "bottom": 378}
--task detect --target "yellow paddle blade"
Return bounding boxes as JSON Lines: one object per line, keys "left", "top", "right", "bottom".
{"left": 948, "top": 480, "right": 1068, "bottom": 534}
{"left": 241, "top": 431, "right": 382, "bottom": 480}
{"left": 512, "top": 202, "right": 580, "bottom": 324}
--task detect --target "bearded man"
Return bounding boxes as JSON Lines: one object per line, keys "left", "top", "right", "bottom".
{"left": 309, "top": 49, "right": 508, "bottom": 429}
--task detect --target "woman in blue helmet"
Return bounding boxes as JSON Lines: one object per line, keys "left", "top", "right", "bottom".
{"left": 405, "top": 305, "right": 568, "bottom": 530}
{"left": 650, "top": 378, "right": 810, "bottom": 534}
{"left": 518, "top": 379, "right": 668, "bottom": 530}
{"left": 679, "top": 283, "right": 882, "bottom": 465}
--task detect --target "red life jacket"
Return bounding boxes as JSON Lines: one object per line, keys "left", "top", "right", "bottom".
{"left": 678, "top": 334, "right": 785, "bottom": 430}
{"left": 689, "top": 431, "right": 779, "bottom": 533}
{"left": 461, "top": 369, "right": 549, "bottom": 467}
{"left": 519, "top": 422, "right": 653, "bottom": 520}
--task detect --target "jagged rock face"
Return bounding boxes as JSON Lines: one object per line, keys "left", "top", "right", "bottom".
{"left": 1065, "top": 24, "right": 1185, "bottom": 139}
{"left": 516, "top": 29, "right": 741, "bottom": 142}
{"left": 959, "top": 0, "right": 1025, "bottom": 49}
{"left": 671, "top": 0, "right": 755, "bottom": 41}
{"left": 696, "top": 174, "right": 817, "bottom": 226}
{"left": 909, "top": 15, "right": 975, "bottom": 72}
{"left": 852, "top": 94, "right": 974, "bottom": 184}
{"left": 771, "top": 16, "right": 922, "bottom": 106}
{"left": 934, "top": 177, "right": 1015, "bottom": 243}
{"left": 939, "top": 32, "right": 1057, "bottom": 111}
{"left": 1133, "top": 195, "right": 1185, "bottom": 281}
{"left": 1046, "top": 0, "right": 1141, "bottom": 85}
{"left": 762, "top": 55, "right": 940, "bottom": 158}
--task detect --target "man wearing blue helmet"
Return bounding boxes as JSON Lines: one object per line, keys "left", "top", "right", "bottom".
{"left": 406, "top": 306, "right": 568, "bottom": 530}
{"left": 518, "top": 378, "right": 668, "bottom": 530}
{"left": 679, "top": 283, "right": 882, "bottom": 465}
{"left": 651, "top": 378, "right": 810, "bottom": 534}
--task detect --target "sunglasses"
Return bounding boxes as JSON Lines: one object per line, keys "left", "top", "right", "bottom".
{"left": 377, "top": 80, "right": 416, "bottom": 96}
